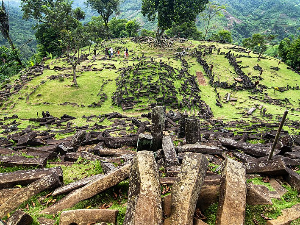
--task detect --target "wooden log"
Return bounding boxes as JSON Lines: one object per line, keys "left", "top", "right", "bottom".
{"left": 0, "top": 173, "right": 61, "bottom": 218}
{"left": 166, "top": 153, "right": 208, "bottom": 225}
{"left": 123, "top": 151, "right": 163, "bottom": 225}
{"left": 0, "top": 167, "right": 63, "bottom": 189}
{"left": 59, "top": 209, "right": 118, "bottom": 225}
{"left": 52, "top": 174, "right": 104, "bottom": 196}
{"left": 41, "top": 163, "right": 131, "bottom": 215}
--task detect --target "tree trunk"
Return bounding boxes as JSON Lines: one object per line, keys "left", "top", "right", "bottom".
{"left": 7, "top": 34, "right": 23, "bottom": 66}
{"left": 72, "top": 64, "right": 78, "bottom": 86}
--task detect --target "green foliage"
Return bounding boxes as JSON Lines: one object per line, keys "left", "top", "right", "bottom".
{"left": 141, "top": 0, "right": 208, "bottom": 37}
{"left": 166, "top": 21, "right": 203, "bottom": 40}
{"left": 125, "top": 20, "right": 140, "bottom": 37}
{"left": 108, "top": 18, "right": 128, "bottom": 38}
{"left": 199, "top": 1, "right": 226, "bottom": 39}
{"left": 21, "top": 0, "right": 85, "bottom": 57}
{"left": 85, "top": 16, "right": 107, "bottom": 42}
{"left": 278, "top": 36, "right": 300, "bottom": 71}
{"left": 0, "top": 46, "right": 22, "bottom": 81}
{"left": 86, "top": 0, "right": 120, "bottom": 31}
{"left": 242, "top": 33, "right": 275, "bottom": 55}
{"left": 140, "top": 29, "right": 155, "bottom": 37}
{"left": 211, "top": 30, "right": 232, "bottom": 43}
{"left": 247, "top": 177, "right": 275, "bottom": 191}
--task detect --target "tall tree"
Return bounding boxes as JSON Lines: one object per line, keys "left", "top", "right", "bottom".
{"left": 21, "top": 0, "right": 85, "bottom": 57}
{"left": 199, "top": 2, "right": 226, "bottom": 40}
{"left": 60, "top": 25, "right": 88, "bottom": 86}
{"left": 0, "top": 0, "right": 23, "bottom": 66}
{"left": 242, "top": 33, "right": 275, "bottom": 58}
{"left": 142, "top": 0, "right": 208, "bottom": 41}
{"left": 85, "top": 0, "right": 120, "bottom": 36}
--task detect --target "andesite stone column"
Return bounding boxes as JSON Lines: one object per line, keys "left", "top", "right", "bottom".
{"left": 151, "top": 106, "right": 166, "bottom": 151}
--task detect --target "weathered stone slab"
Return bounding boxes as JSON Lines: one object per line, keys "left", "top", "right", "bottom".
{"left": 269, "top": 178, "right": 287, "bottom": 199}
{"left": 137, "top": 133, "right": 153, "bottom": 151}
{"left": 216, "top": 158, "right": 247, "bottom": 225}
{"left": 123, "top": 151, "right": 163, "bottom": 225}
{"left": 266, "top": 203, "right": 300, "bottom": 225}
{"left": 284, "top": 168, "right": 300, "bottom": 192}
{"left": 0, "top": 155, "right": 47, "bottom": 168}
{"left": 162, "top": 194, "right": 172, "bottom": 218}
{"left": 0, "top": 167, "right": 63, "bottom": 189}
{"left": 166, "top": 153, "right": 208, "bottom": 225}
{"left": 59, "top": 209, "right": 118, "bottom": 225}
{"left": 219, "top": 137, "right": 271, "bottom": 157}
{"left": 93, "top": 147, "right": 136, "bottom": 157}
{"left": 37, "top": 217, "right": 55, "bottom": 225}
{"left": 245, "top": 157, "right": 287, "bottom": 176}
{"left": 177, "top": 143, "right": 223, "bottom": 156}
{"left": 197, "top": 185, "right": 220, "bottom": 212}
{"left": 185, "top": 117, "right": 201, "bottom": 144}
{"left": 194, "top": 218, "right": 209, "bottom": 225}
{"left": 0, "top": 173, "right": 61, "bottom": 218}
{"left": 52, "top": 174, "right": 104, "bottom": 196}
{"left": 64, "top": 151, "right": 102, "bottom": 162}
{"left": 0, "top": 188, "right": 23, "bottom": 205}
{"left": 247, "top": 183, "right": 272, "bottom": 205}
{"left": 151, "top": 106, "right": 166, "bottom": 151}
{"left": 104, "top": 136, "right": 138, "bottom": 149}
{"left": 162, "top": 136, "right": 179, "bottom": 167}
{"left": 41, "top": 163, "right": 131, "bottom": 215}
{"left": 7, "top": 210, "right": 33, "bottom": 225}
{"left": 232, "top": 151, "right": 257, "bottom": 164}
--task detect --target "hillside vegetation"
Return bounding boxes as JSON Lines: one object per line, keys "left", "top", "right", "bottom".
{"left": 1, "top": 38, "right": 300, "bottom": 129}
{"left": 0, "top": 38, "right": 300, "bottom": 224}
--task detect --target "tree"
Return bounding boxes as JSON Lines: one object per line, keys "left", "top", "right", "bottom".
{"left": 0, "top": 0, "right": 23, "bottom": 66}
{"left": 21, "top": 0, "right": 85, "bottom": 57}
{"left": 0, "top": 46, "right": 22, "bottom": 81}
{"left": 242, "top": 33, "right": 275, "bottom": 58}
{"left": 125, "top": 20, "right": 140, "bottom": 37}
{"left": 141, "top": 0, "right": 208, "bottom": 41}
{"left": 60, "top": 25, "right": 88, "bottom": 86}
{"left": 108, "top": 18, "right": 127, "bottom": 38}
{"left": 211, "top": 30, "right": 232, "bottom": 43}
{"left": 199, "top": 1, "right": 226, "bottom": 40}
{"left": 85, "top": 0, "right": 120, "bottom": 36}
{"left": 278, "top": 36, "right": 300, "bottom": 71}
{"left": 85, "top": 16, "right": 107, "bottom": 42}
{"left": 166, "top": 21, "right": 203, "bottom": 40}
{"left": 141, "top": 29, "right": 155, "bottom": 37}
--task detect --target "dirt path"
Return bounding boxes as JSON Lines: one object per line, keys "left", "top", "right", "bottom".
{"left": 196, "top": 71, "right": 207, "bottom": 86}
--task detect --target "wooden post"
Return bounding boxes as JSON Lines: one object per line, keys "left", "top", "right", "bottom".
{"left": 268, "top": 110, "right": 288, "bottom": 161}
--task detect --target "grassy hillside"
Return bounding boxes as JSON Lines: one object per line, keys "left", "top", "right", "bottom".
{"left": 0, "top": 38, "right": 300, "bottom": 224}
{"left": 0, "top": 38, "right": 299, "bottom": 131}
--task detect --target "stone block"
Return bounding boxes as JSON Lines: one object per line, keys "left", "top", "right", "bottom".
{"left": 216, "top": 158, "right": 247, "bottom": 225}
{"left": 123, "top": 151, "right": 163, "bottom": 225}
